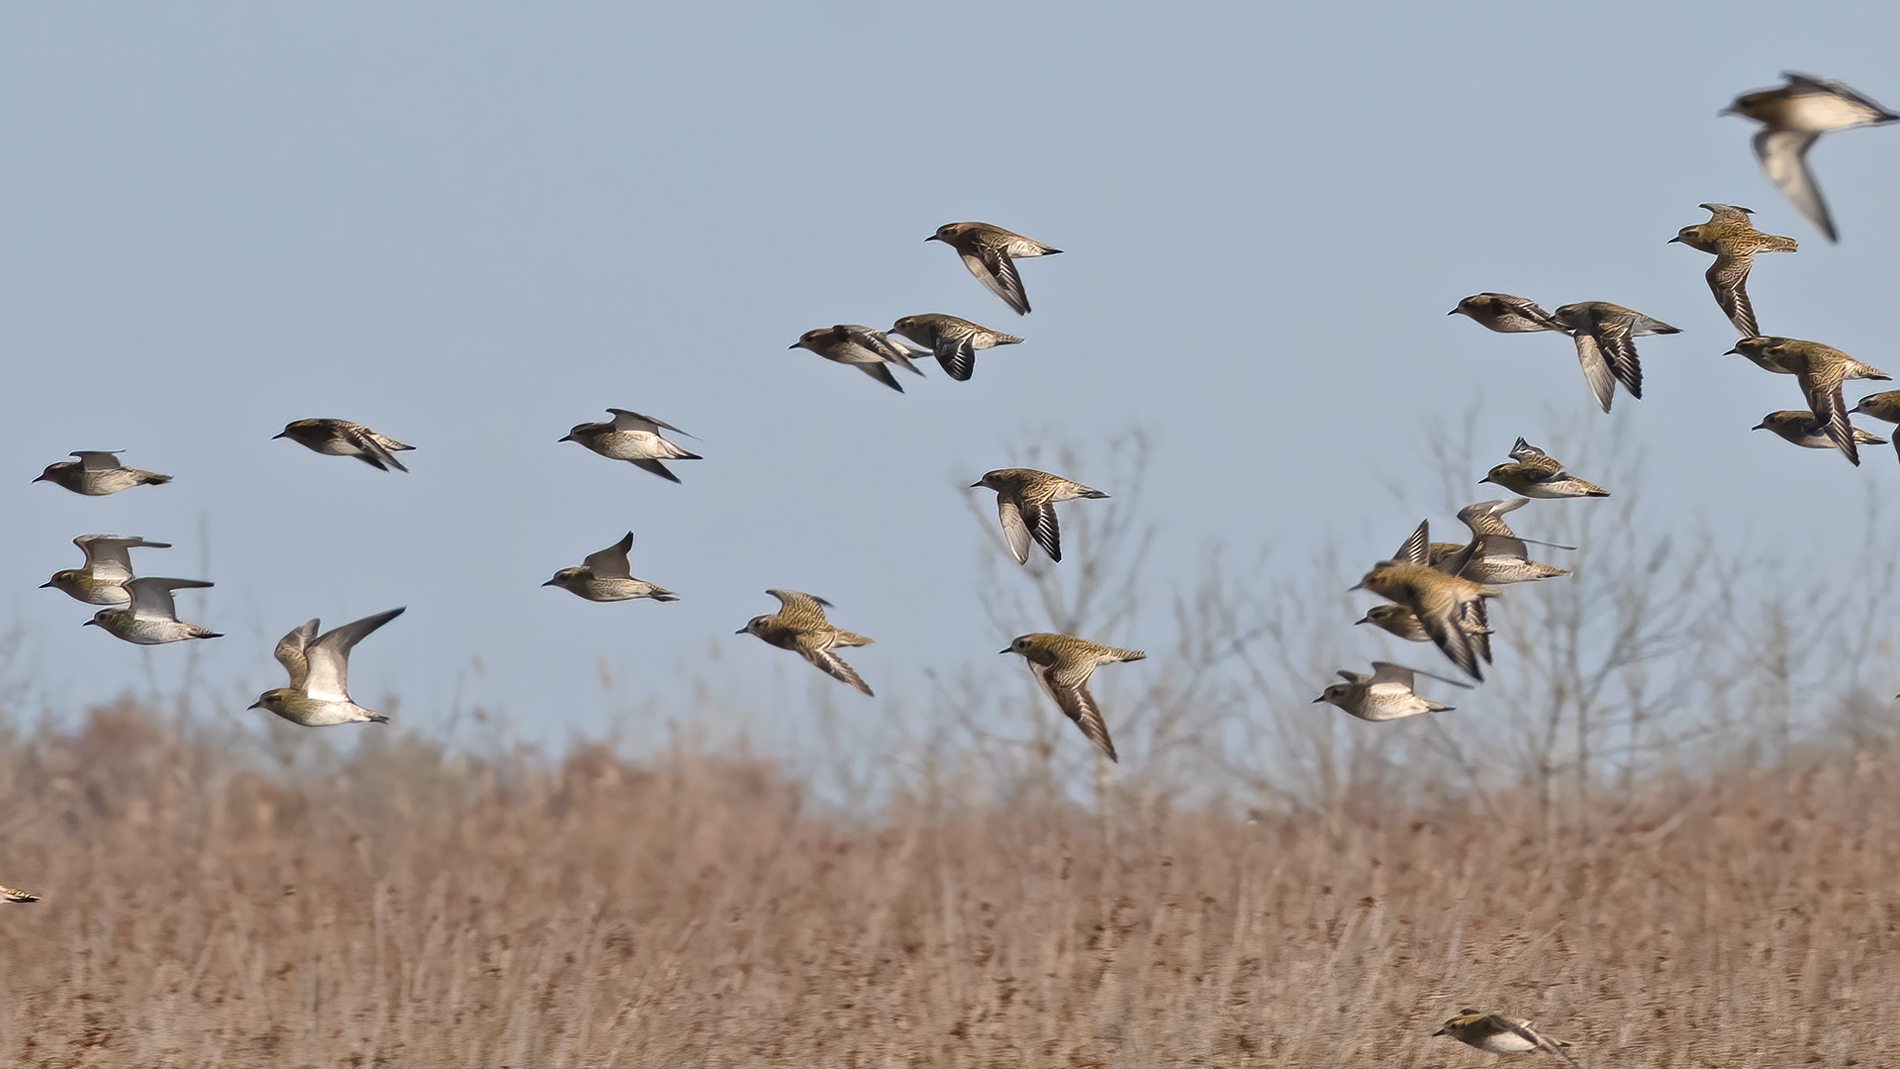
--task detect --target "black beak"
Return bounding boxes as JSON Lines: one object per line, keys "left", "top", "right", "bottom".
{"left": 272, "top": 431, "right": 287, "bottom": 439}
{"left": 1312, "top": 695, "right": 1326, "bottom": 704}
{"left": 1445, "top": 309, "right": 1458, "bottom": 316}
{"left": 541, "top": 579, "right": 558, "bottom": 586}
{"left": 734, "top": 627, "right": 748, "bottom": 635}
{"left": 38, "top": 581, "right": 53, "bottom": 589}
{"left": 81, "top": 619, "right": 96, "bottom": 627}
{"left": 787, "top": 342, "right": 802, "bottom": 349}
{"left": 557, "top": 434, "right": 573, "bottom": 442}
{"left": 1352, "top": 616, "right": 1369, "bottom": 625}
{"left": 924, "top": 235, "right": 940, "bottom": 242}
{"left": 1666, "top": 236, "right": 1681, "bottom": 244}
{"left": 968, "top": 481, "right": 984, "bottom": 488}
{"left": 998, "top": 647, "right": 1012, "bottom": 654}
{"left": 1723, "top": 346, "right": 1741, "bottom": 356}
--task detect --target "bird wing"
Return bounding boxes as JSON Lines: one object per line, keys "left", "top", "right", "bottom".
{"left": 797, "top": 642, "right": 873, "bottom": 696}
{"left": 996, "top": 493, "right": 1033, "bottom": 565}
{"left": 1025, "top": 500, "right": 1062, "bottom": 562}
{"left": 935, "top": 332, "right": 978, "bottom": 381}
{"left": 77, "top": 535, "right": 167, "bottom": 580}
{"left": 1596, "top": 322, "right": 1644, "bottom": 399}
{"left": 305, "top": 607, "right": 405, "bottom": 703}
{"left": 1393, "top": 520, "right": 1430, "bottom": 566}
{"left": 1570, "top": 333, "right": 1617, "bottom": 412}
{"left": 72, "top": 450, "right": 126, "bottom": 471}
{"left": 1796, "top": 363, "right": 1860, "bottom": 465}
{"left": 1415, "top": 591, "right": 1486, "bottom": 682}
{"left": 1032, "top": 661, "right": 1117, "bottom": 762}
{"left": 961, "top": 249, "right": 1030, "bottom": 316}
{"left": 606, "top": 409, "right": 692, "bottom": 437}
{"left": 273, "top": 618, "right": 320, "bottom": 690}
{"left": 1508, "top": 437, "right": 1550, "bottom": 462}
{"left": 1498, "top": 294, "right": 1564, "bottom": 331}
{"left": 628, "top": 458, "right": 683, "bottom": 482}
{"left": 342, "top": 424, "right": 407, "bottom": 472}
{"left": 582, "top": 533, "right": 635, "bottom": 578}
{"left": 1456, "top": 499, "right": 1528, "bottom": 539}
{"left": 856, "top": 361, "right": 905, "bottom": 392}
{"left": 125, "top": 577, "right": 209, "bottom": 621}
{"left": 1373, "top": 660, "right": 1474, "bottom": 690}
{"left": 1753, "top": 128, "right": 1834, "bottom": 242}
{"left": 766, "top": 589, "right": 834, "bottom": 629}
{"left": 1706, "top": 252, "right": 1759, "bottom": 336}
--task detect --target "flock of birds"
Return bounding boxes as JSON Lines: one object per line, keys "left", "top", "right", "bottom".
{"left": 7, "top": 68, "right": 1898, "bottom": 1063}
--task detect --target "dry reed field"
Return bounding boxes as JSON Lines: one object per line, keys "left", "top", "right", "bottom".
{"left": 1, "top": 702, "right": 1897, "bottom": 1068}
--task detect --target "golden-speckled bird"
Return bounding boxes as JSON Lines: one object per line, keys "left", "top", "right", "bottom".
{"left": 274, "top": 418, "right": 415, "bottom": 472}
{"left": 1753, "top": 410, "right": 1887, "bottom": 453}
{"left": 85, "top": 578, "right": 220, "bottom": 645}
{"left": 41, "top": 534, "right": 171, "bottom": 606}
{"left": 1433, "top": 1010, "right": 1578, "bottom": 1063}
{"left": 970, "top": 468, "right": 1110, "bottom": 565}
{"left": 1669, "top": 204, "right": 1797, "bottom": 336}
{"left": 1448, "top": 293, "right": 1567, "bottom": 334}
{"left": 559, "top": 409, "right": 702, "bottom": 482}
{"left": 32, "top": 451, "right": 171, "bottom": 496}
{"left": 1001, "top": 632, "right": 1144, "bottom": 762}
{"left": 1355, "top": 521, "right": 1499, "bottom": 681}
{"left": 1728, "top": 336, "right": 1891, "bottom": 466}
{"left": 1479, "top": 438, "right": 1610, "bottom": 499}
{"left": 1724, "top": 72, "right": 1899, "bottom": 243}
{"left": 544, "top": 532, "right": 678, "bottom": 603}
{"left": 1549, "top": 302, "right": 1679, "bottom": 412}
{"left": 926, "top": 222, "right": 1061, "bottom": 315}
{"left": 738, "top": 590, "right": 876, "bottom": 696}
{"left": 790, "top": 324, "right": 928, "bottom": 392}
{"left": 889, "top": 313, "right": 1023, "bottom": 381}
{"left": 1314, "top": 661, "right": 1469, "bottom": 722}
{"left": 251, "top": 608, "right": 405, "bottom": 727}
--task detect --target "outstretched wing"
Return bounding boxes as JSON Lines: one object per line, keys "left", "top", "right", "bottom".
{"left": 1753, "top": 128, "right": 1834, "bottom": 242}
{"left": 583, "top": 533, "right": 635, "bottom": 578}
{"left": 995, "top": 493, "right": 1033, "bottom": 565}
{"left": 274, "top": 618, "right": 320, "bottom": 690}
{"left": 125, "top": 577, "right": 210, "bottom": 621}
{"left": 305, "top": 608, "right": 405, "bottom": 703}
{"left": 77, "top": 535, "right": 169, "bottom": 580}
{"left": 1393, "top": 520, "right": 1430, "bottom": 566}
{"left": 607, "top": 409, "right": 693, "bottom": 437}
{"left": 962, "top": 249, "right": 1030, "bottom": 315}
{"left": 1032, "top": 662, "right": 1118, "bottom": 762}
{"left": 798, "top": 643, "right": 873, "bottom": 696}
{"left": 72, "top": 450, "right": 126, "bottom": 471}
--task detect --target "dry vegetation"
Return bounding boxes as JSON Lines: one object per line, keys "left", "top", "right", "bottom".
{"left": 1, "top": 701, "right": 1899, "bottom": 1068}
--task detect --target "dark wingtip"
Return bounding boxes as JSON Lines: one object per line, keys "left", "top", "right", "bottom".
{"left": 367, "top": 714, "right": 390, "bottom": 724}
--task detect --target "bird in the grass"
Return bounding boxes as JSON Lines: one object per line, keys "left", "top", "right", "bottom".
{"left": 1549, "top": 302, "right": 1680, "bottom": 412}
{"left": 926, "top": 221, "right": 1061, "bottom": 315}
{"left": 274, "top": 418, "right": 415, "bottom": 472}
{"left": 1480, "top": 438, "right": 1610, "bottom": 499}
{"left": 1753, "top": 410, "right": 1887, "bottom": 452}
{"left": 251, "top": 608, "right": 406, "bottom": 726}
{"left": 1, "top": 885, "right": 38, "bottom": 904}
{"left": 32, "top": 451, "right": 171, "bottom": 496}
{"left": 1314, "top": 661, "right": 1469, "bottom": 722}
{"left": 85, "top": 578, "right": 220, "bottom": 645}
{"left": 1355, "top": 521, "right": 1498, "bottom": 681}
{"left": 1433, "top": 1011, "right": 1578, "bottom": 1064}
{"left": 969, "top": 468, "right": 1110, "bottom": 565}
{"left": 543, "top": 532, "right": 678, "bottom": 603}
{"left": 737, "top": 590, "right": 875, "bottom": 696}
{"left": 1001, "top": 633, "right": 1145, "bottom": 762}
{"left": 1728, "top": 336, "right": 1891, "bottom": 466}
{"left": 789, "top": 324, "right": 927, "bottom": 392}
{"left": 1724, "top": 72, "right": 1899, "bottom": 242}
{"left": 42, "top": 534, "right": 171, "bottom": 606}
{"left": 559, "top": 409, "right": 702, "bottom": 482}
{"left": 1669, "top": 204, "right": 1797, "bottom": 336}
{"left": 1448, "top": 293, "right": 1568, "bottom": 334}
{"left": 888, "top": 313, "right": 1023, "bottom": 381}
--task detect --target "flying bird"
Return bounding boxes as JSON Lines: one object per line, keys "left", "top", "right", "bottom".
{"left": 1549, "top": 303, "right": 1680, "bottom": 412}
{"left": 888, "top": 313, "right": 1023, "bottom": 381}
{"left": 1354, "top": 521, "right": 1498, "bottom": 681}
{"left": 1, "top": 885, "right": 38, "bottom": 904}
{"left": 274, "top": 418, "right": 415, "bottom": 472}
{"left": 1433, "top": 1011, "right": 1578, "bottom": 1064}
{"left": 1724, "top": 72, "right": 1899, "bottom": 242}
{"left": 1480, "top": 438, "right": 1610, "bottom": 499}
{"left": 1314, "top": 661, "right": 1470, "bottom": 722}
{"left": 1728, "top": 336, "right": 1891, "bottom": 466}
{"left": 251, "top": 608, "right": 406, "bottom": 726}
{"left": 85, "top": 577, "right": 220, "bottom": 645}
{"left": 737, "top": 590, "right": 875, "bottom": 696}
{"left": 1448, "top": 293, "right": 1567, "bottom": 334}
{"left": 926, "top": 222, "right": 1061, "bottom": 315}
{"left": 41, "top": 534, "right": 171, "bottom": 606}
{"left": 1001, "top": 632, "right": 1145, "bottom": 762}
{"left": 788, "top": 325, "right": 927, "bottom": 392}
{"left": 1753, "top": 410, "right": 1887, "bottom": 453}
{"left": 560, "top": 409, "right": 702, "bottom": 482}
{"left": 1668, "top": 204, "right": 1797, "bottom": 336}
{"left": 32, "top": 451, "right": 171, "bottom": 496}
{"left": 969, "top": 468, "right": 1110, "bottom": 565}
{"left": 544, "top": 533, "right": 678, "bottom": 602}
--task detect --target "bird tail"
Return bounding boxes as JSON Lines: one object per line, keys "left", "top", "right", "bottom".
{"left": 144, "top": 473, "right": 174, "bottom": 486}
{"left": 1113, "top": 647, "right": 1147, "bottom": 663}
{"left": 833, "top": 631, "right": 874, "bottom": 648}
{"left": 1763, "top": 234, "right": 1799, "bottom": 253}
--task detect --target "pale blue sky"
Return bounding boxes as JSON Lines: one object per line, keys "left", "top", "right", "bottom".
{"left": 4, "top": 2, "right": 1897, "bottom": 746}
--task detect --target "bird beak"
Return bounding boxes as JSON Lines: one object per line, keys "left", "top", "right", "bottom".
{"left": 1312, "top": 694, "right": 1327, "bottom": 703}
{"left": 1431, "top": 1027, "right": 1449, "bottom": 1037}
{"left": 1477, "top": 475, "right": 1495, "bottom": 486}
{"left": 787, "top": 342, "right": 802, "bottom": 350}
{"left": 30, "top": 474, "right": 46, "bottom": 483}
{"left": 541, "top": 579, "right": 559, "bottom": 586}
{"left": 734, "top": 627, "right": 748, "bottom": 635}
{"left": 1352, "top": 615, "right": 1369, "bottom": 625}
{"left": 81, "top": 619, "right": 96, "bottom": 627}
{"left": 1666, "top": 235, "right": 1681, "bottom": 244}
{"left": 271, "top": 431, "right": 287, "bottom": 439}
{"left": 1445, "top": 309, "right": 1458, "bottom": 316}
{"left": 1347, "top": 581, "right": 1365, "bottom": 592}
{"left": 1723, "top": 346, "right": 1741, "bottom": 356}
{"left": 968, "top": 481, "right": 984, "bottom": 488}
{"left": 557, "top": 434, "right": 573, "bottom": 442}
{"left": 247, "top": 700, "right": 263, "bottom": 710}
{"left": 998, "top": 647, "right": 1012, "bottom": 655}
{"left": 38, "top": 581, "right": 53, "bottom": 589}
{"left": 924, "top": 235, "right": 940, "bottom": 243}
{"left": 1751, "top": 422, "right": 1767, "bottom": 431}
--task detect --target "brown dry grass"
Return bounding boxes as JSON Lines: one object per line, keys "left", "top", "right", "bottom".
{"left": 2, "top": 702, "right": 1899, "bottom": 1068}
